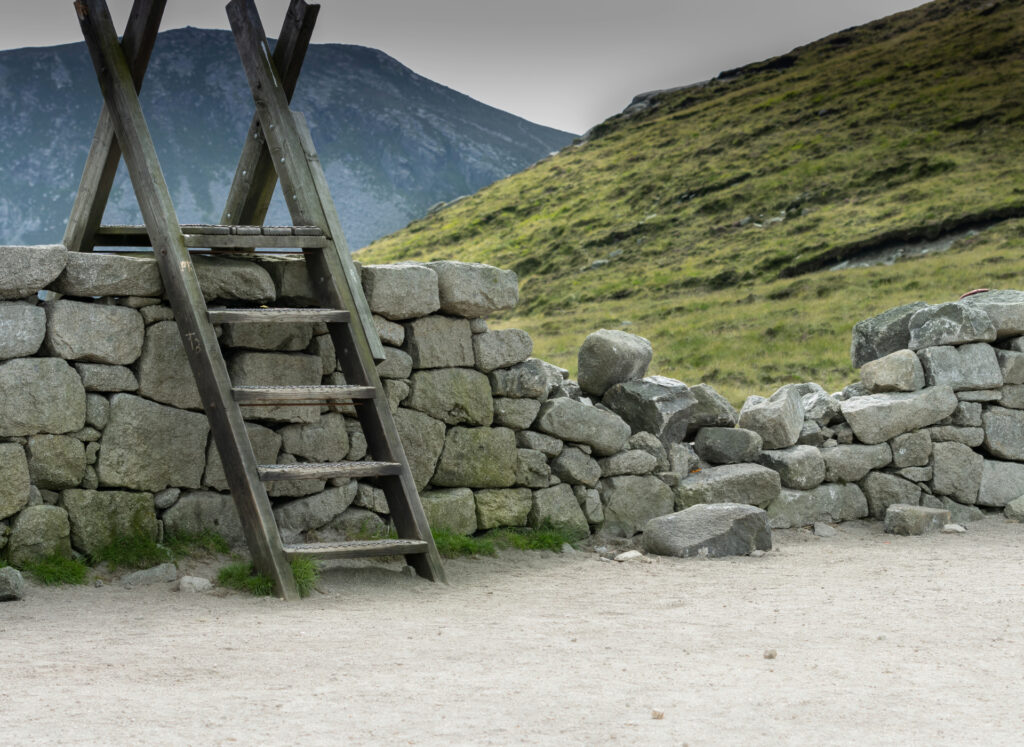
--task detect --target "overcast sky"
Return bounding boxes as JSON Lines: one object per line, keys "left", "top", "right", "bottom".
{"left": 4, "top": 0, "right": 925, "bottom": 134}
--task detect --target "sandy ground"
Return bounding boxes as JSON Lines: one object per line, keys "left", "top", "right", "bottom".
{"left": 2, "top": 517, "right": 1023, "bottom": 746}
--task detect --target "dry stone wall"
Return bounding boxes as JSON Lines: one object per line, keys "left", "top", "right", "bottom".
{"left": 1, "top": 244, "right": 1022, "bottom": 569}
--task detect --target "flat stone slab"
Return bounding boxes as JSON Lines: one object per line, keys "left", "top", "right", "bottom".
{"left": 534, "top": 397, "right": 631, "bottom": 457}
{"left": 676, "top": 464, "right": 781, "bottom": 509}
{"left": 884, "top": 504, "right": 950, "bottom": 536}
{"left": 821, "top": 443, "right": 892, "bottom": 482}
{"left": 426, "top": 261, "right": 518, "bottom": 318}
{"left": 0, "top": 245, "right": 67, "bottom": 299}
{"left": 643, "top": 503, "right": 772, "bottom": 558}
{"left": 53, "top": 252, "right": 162, "bottom": 297}
{"left": 840, "top": 386, "right": 957, "bottom": 444}
{"left": 907, "top": 302, "right": 996, "bottom": 350}
{"left": 766, "top": 483, "right": 869, "bottom": 528}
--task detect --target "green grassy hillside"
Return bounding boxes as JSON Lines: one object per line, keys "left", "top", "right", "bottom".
{"left": 358, "top": 0, "right": 1024, "bottom": 403}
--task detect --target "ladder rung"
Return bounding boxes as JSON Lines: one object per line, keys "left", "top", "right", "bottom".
{"left": 232, "top": 385, "right": 376, "bottom": 405}
{"left": 282, "top": 539, "right": 429, "bottom": 560}
{"left": 258, "top": 460, "right": 403, "bottom": 481}
{"left": 93, "top": 224, "right": 327, "bottom": 249}
{"left": 209, "top": 307, "right": 350, "bottom": 324}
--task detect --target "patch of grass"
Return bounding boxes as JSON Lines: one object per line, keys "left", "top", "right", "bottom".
{"left": 164, "top": 530, "right": 231, "bottom": 559}
{"left": 216, "top": 559, "right": 320, "bottom": 598}
{"left": 23, "top": 554, "right": 89, "bottom": 586}
{"left": 290, "top": 557, "right": 320, "bottom": 598}
{"left": 432, "top": 528, "right": 497, "bottom": 558}
{"left": 91, "top": 532, "right": 173, "bottom": 570}
{"left": 431, "top": 525, "right": 576, "bottom": 558}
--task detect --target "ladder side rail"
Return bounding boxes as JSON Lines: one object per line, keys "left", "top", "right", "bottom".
{"left": 220, "top": 0, "right": 319, "bottom": 227}
{"left": 64, "top": 0, "right": 166, "bottom": 252}
{"left": 76, "top": 0, "right": 299, "bottom": 600}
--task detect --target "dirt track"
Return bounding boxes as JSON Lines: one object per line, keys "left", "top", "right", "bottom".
{"left": 2, "top": 517, "right": 1023, "bottom": 745}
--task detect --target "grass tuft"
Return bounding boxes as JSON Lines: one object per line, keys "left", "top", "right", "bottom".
{"left": 431, "top": 525, "right": 576, "bottom": 558}
{"left": 164, "top": 530, "right": 231, "bottom": 559}
{"left": 91, "top": 532, "right": 172, "bottom": 570}
{"left": 290, "top": 557, "right": 320, "bottom": 598}
{"left": 216, "top": 559, "right": 320, "bottom": 598}
{"left": 23, "top": 554, "right": 90, "bottom": 586}
{"left": 432, "top": 529, "right": 497, "bottom": 558}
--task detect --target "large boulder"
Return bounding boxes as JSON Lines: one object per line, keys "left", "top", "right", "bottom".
{"left": 136, "top": 321, "right": 202, "bottom": 410}
{"left": 405, "top": 368, "right": 493, "bottom": 426}
{"left": 756, "top": 445, "right": 826, "bottom": 490}
{"left": 394, "top": 408, "right": 447, "bottom": 492}
{"left": 534, "top": 398, "right": 631, "bottom": 456}
{"left": 930, "top": 441, "right": 983, "bottom": 504}
{"left": 0, "top": 302, "right": 46, "bottom": 360}
{"left": 60, "top": 489, "right": 157, "bottom": 556}
{"left": 860, "top": 471, "right": 921, "bottom": 519}
{"left": 475, "top": 488, "right": 533, "bottom": 529}
{"left": 643, "top": 503, "right": 771, "bottom": 558}
{"left": 577, "top": 329, "right": 653, "bottom": 397}
{"left": 981, "top": 406, "right": 1024, "bottom": 461}
{"left": 161, "top": 490, "right": 244, "bottom": 546}
{"left": 602, "top": 376, "right": 697, "bottom": 442}
{"left": 840, "top": 386, "right": 957, "bottom": 444}
{"left": 860, "top": 349, "right": 925, "bottom": 393}
{"left": 421, "top": 488, "right": 477, "bottom": 535}
{"left": 0, "top": 244, "right": 67, "bottom": 299}
{"left": 850, "top": 301, "right": 928, "bottom": 368}
{"left": 361, "top": 263, "right": 440, "bottom": 320}
{"left": 977, "top": 459, "right": 1024, "bottom": 508}
{"left": 403, "top": 315, "right": 474, "bottom": 369}
{"left": 0, "top": 358, "right": 86, "bottom": 436}
{"left": 821, "top": 443, "right": 893, "bottom": 482}
{"left": 737, "top": 386, "right": 803, "bottom": 449}
{"left": 227, "top": 351, "right": 322, "bottom": 423}
{"left": 883, "top": 504, "right": 949, "bottom": 536}
{"left": 598, "top": 475, "right": 675, "bottom": 537}
{"left": 97, "top": 394, "right": 209, "bottom": 491}
{"left": 472, "top": 329, "right": 533, "bottom": 373}
{"left": 676, "top": 464, "right": 781, "bottom": 509}
{"left": 426, "top": 261, "right": 519, "bottom": 317}
{"left": 918, "top": 344, "right": 1002, "bottom": 391}
{"left": 694, "top": 427, "right": 762, "bottom": 465}
{"left": 0, "top": 443, "right": 30, "bottom": 521}
{"left": 26, "top": 435, "right": 86, "bottom": 490}
{"left": 45, "top": 299, "right": 144, "bottom": 365}
{"left": 6, "top": 505, "right": 72, "bottom": 567}
{"left": 766, "top": 483, "right": 869, "bottom": 528}
{"left": 432, "top": 427, "right": 517, "bottom": 488}
{"left": 54, "top": 252, "right": 162, "bottom": 297}
{"left": 907, "top": 302, "right": 996, "bottom": 350}
{"left": 529, "top": 484, "right": 589, "bottom": 540}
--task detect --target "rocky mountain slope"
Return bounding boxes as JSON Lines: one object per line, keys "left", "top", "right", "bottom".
{"left": 360, "top": 0, "right": 1024, "bottom": 401}
{"left": 0, "top": 28, "right": 573, "bottom": 248}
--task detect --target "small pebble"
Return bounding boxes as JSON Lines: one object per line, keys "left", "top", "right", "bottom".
{"left": 749, "top": 550, "right": 766, "bottom": 558}
{"left": 942, "top": 523, "right": 966, "bottom": 534}
{"left": 614, "top": 550, "right": 643, "bottom": 562}
{"left": 764, "top": 649, "right": 777, "bottom": 660}
{"left": 813, "top": 522, "right": 837, "bottom": 538}
{"left": 651, "top": 710, "right": 665, "bottom": 720}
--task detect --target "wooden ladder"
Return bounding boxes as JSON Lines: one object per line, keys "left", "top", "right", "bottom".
{"left": 66, "top": 0, "right": 446, "bottom": 599}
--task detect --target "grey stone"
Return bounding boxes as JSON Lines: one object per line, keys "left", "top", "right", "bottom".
{"left": 345, "top": 421, "right": 368, "bottom": 461}
{"left": 81, "top": 466, "right": 98, "bottom": 490}
{"left": 0, "top": 245, "right": 67, "bottom": 299}
{"left": 516, "top": 430, "right": 563, "bottom": 457}
{"left": 644, "top": 503, "right": 771, "bottom": 558}
{"left": 676, "top": 464, "right": 781, "bottom": 509}
{"left": 0, "top": 302, "right": 46, "bottom": 360}
{"left": 998, "top": 385, "right": 1024, "bottom": 409}
{"left": 738, "top": 386, "right": 804, "bottom": 450}
{"left": 227, "top": 352, "right": 322, "bottom": 423}
{"left": 551, "top": 447, "right": 601, "bottom": 487}
{"left": 493, "top": 397, "right": 541, "bottom": 430}
{"left": 26, "top": 435, "right": 86, "bottom": 490}
{"left": 534, "top": 398, "right": 631, "bottom": 456}
{"left": 7, "top": 505, "right": 72, "bottom": 567}
{"left": 1004, "top": 495, "right": 1024, "bottom": 522}
{"left": 373, "top": 346, "right": 412, "bottom": 380}
{"left": 307, "top": 334, "right": 336, "bottom": 376}
{"left": 573, "top": 485, "right": 603, "bottom": 523}
{"left": 982, "top": 406, "right": 1024, "bottom": 460}
{"left": 851, "top": 301, "right": 928, "bottom": 368}
{"left": 890, "top": 431, "right": 932, "bottom": 468}
{"left": 684, "top": 383, "right": 739, "bottom": 437}
{"left": 598, "top": 475, "right": 675, "bottom": 537}
{"left": 959, "top": 289, "right": 1024, "bottom": 337}
{"left": 821, "top": 443, "right": 893, "bottom": 483}
{"left": 140, "top": 305, "right": 174, "bottom": 325}
{"left": 84, "top": 441, "right": 99, "bottom": 465}
{"left": 384, "top": 379, "right": 411, "bottom": 413}
{"left": 372, "top": 314, "right": 405, "bottom": 346}
{"left": 0, "top": 358, "right": 86, "bottom": 436}
{"left": 393, "top": 408, "right": 447, "bottom": 492}
{"left": 996, "top": 349, "right": 1024, "bottom": 385}
{"left": 927, "top": 425, "right": 985, "bottom": 447}
{"left": 162, "top": 490, "right": 244, "bottom": 546}
{"left": 121, "top": 562, "right": 177, "bottom": 588}
{"left": 54, "top": 252, "right": 162, "bottom": 297}
{"left": 813, "top": 522, "right": 837, "bottom": 538}
{"left": 475, "top": 488, "right": 533, "bottom": 529}
{"left": 931, "top": 442, "right": 983, "bottom": 504}
{"left": 861, "top": 471, "right": 922, "bottom": 519}
{"left": 957, "top": 389, "right": 1002, "bottom": 402}
{"left": 921, "top": 494, "right": 986, "bottom": 524}
{"left": 529, "top": 484, "right": 589, "bottom": 539}
{"left": 354, "top": 482, "right": 389, "bottom": 514}
{"left": 362, "top": 263, "right": 441, "bottom": 320}
{"left": 45, "top": 299, "right": 144, "bottom": 365}
{"left": 668, "top": 443, "right": 701, "bottom": 476}
{"left": 74, "top": 427, "right": 101, "bottom": 443}
{"left": 908, "top": 302, "right": 996, "bottom": 350}
{"left": 179, "top": 576, "right": 213, "bottom": 593}
{"left": 0, "top": 566, "right": 25, "bottom": 601}
{"left": 884, "top": 504, "right": 949, "bottom": 536}
{"left": 694, "top": 427, "right": 762, "bottom": 465}
{"left": 136, "top": 321, "right": 202, "bottom": 410}
{"left": 403, "top": 315, "right": 474, "bottom": 369}
{"left": 406, "top": 368, "right": 493, "bottom": 426}
{"left": 0, "top": 443, "right": 30, "bottom": 521}
{"left": 802, "top": 391, "right": 842, "bottom": 426}
{"left": 756, "top": 445, "right": 826, "bottom": 490}
{"left": 426, "top": 261, "right": 518, "bottom": 317}
{"left": 274, "top": 484, "right": 358, "bottom": 543}
{"left": 515, "top": 448, "right": 551, "bottom": 488}
{"left": 602, "top": 376, "right": 697, "bottom": 442}
{"left": 75, "top": 363, "right": 138, "bottom": 393}
{"left": 420, "top": 488, "right": 477, "bottom": 535}
{"left": 433, "top": 426, "right": 517, "bottom": 488}
{"left": 277, "top": 413, "right": 347, "bottom": 464}
{"left": 85, "top": 393, "right": 109, "bottom": 430}
{"left": 489, "top": 359, "right": 553, "bottom": 399}
{"left": 766, "top": 483, "right": 869, "bottom": 528}
{"left": 896, "top": 465, "right": 933, "bottom": 482}
{"left": 470, "top": 319, "right": 488, "bottom": 334}
{"left": 191, "top": 256, "right": 275, "bottom": 303}
{"left": 267, "top": 453, "right": 326, "bottom": 499}
{"left": 577, "top": 329, "right": 653, "bottom": 397}
{"left": 206, "top": 422, "right": 282, "bottom": 491}
{"left": 977, "top": 459, "right": 1024, "bottom": 507}
{"left": 550, "top": 379, "right": 584, "bottom": 401}
{"left": 252, "top": 256, "right": 315, "bottom": 306}
{"left": 221, "top": 320, "right": 313, "bottom": 352}
{"left": 599, "top": 450, "right": 658, "bottom": 477}
{"left": 840, "top": 386, "right": 957, "bottom": 444}
{"left": 472, "top": 329, "right": 533, "bottom": 373}
{"left": 61, "top": 489, "right": 157, "bottom": 556}
{"left": 97, "top": 394, "right": 209, "bottom": 491}
{"left": 153, "top": 488, "right": 180, "bottom": 511}
{"left": 860, "top": 349, "right": 925, "bottom": 392}
{"left": 324, "top": 507, "right": 387, "bottom": 541}
{"left": 627, "top": 431, "right": 670, "bottom": 471}
{"left": 918, "top": 344, "right": 1002, "bottom": 391}
{"left": 797, "top": 421, "right": 828, "bottom": 447}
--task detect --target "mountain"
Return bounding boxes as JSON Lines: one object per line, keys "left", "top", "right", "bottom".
{"left": 0, "top": 27, "right": 573, "bottom": 249}
{"left": 360, "top": 0, "right": 1024, "bottom": 402}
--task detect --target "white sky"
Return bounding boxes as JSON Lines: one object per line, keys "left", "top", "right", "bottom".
{"left": 1, "top": 0, "right": 926, "bottom": 133}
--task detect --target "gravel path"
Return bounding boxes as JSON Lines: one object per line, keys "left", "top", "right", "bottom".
{"left": 2, "top": 518, "right": 1022, "bottom": 745}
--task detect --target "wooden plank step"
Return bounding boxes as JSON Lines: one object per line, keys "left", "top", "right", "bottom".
{"left": 208, "top": 307, "right": 350, "bottom": 324}
{"left": 281, "top": 539, "right": 429, "bottom": 560}
{"left": 94, "top": 224, "right": 327, "bottom": 249}
{"left": 258, "top": 460, "right": 403, "bottom": 482}
{"left": 232, "top": 384, "right": 375, "bottom": 405}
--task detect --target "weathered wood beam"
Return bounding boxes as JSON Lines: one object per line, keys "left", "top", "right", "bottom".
{"left": 64, "top": 0, "right": 166, "bottom": 252}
